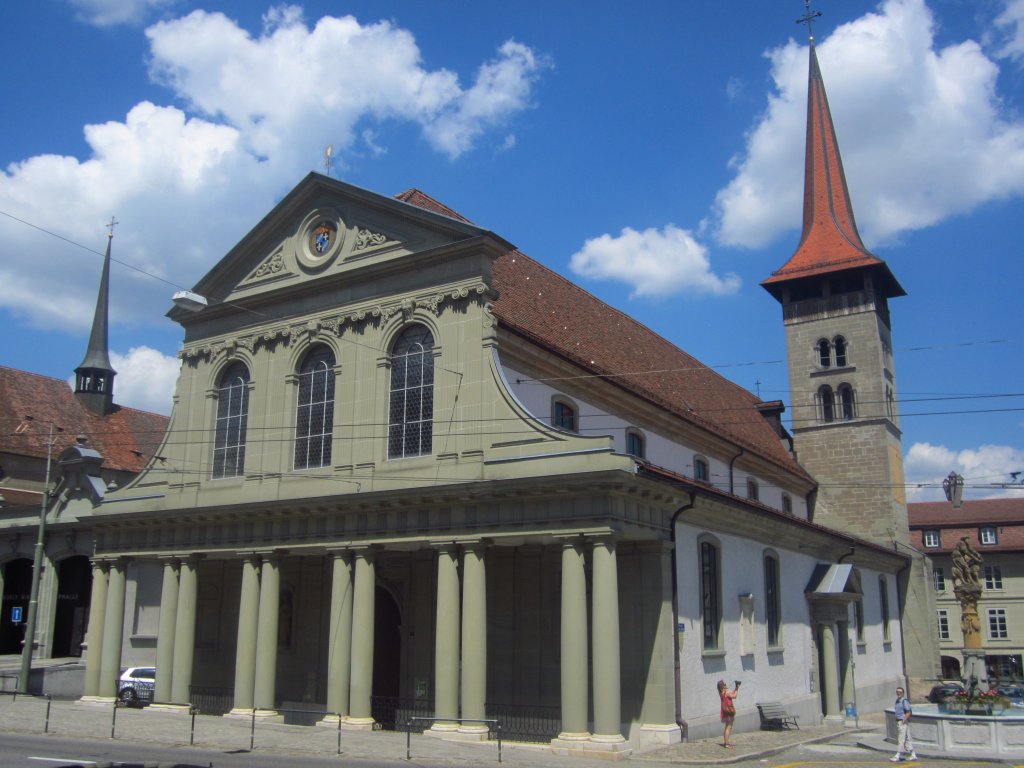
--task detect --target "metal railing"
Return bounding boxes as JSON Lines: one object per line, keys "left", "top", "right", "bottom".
{"left": 370, "top": 695, "right": 433, "bottom": 731}
{"left": 486, "top": 702, "right": 560, "bottom": 743}
{"left": 0, "top": 690, "right": 52, "bottom": 733}
{"left": 188, "top": 684, "right": 234, "bottom": 715}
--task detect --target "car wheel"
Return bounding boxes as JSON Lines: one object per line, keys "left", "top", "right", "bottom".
{"left": 118, "top": 688, "right": 137, "bottom": 704}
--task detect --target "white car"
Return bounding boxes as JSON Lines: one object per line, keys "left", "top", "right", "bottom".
{"left": 117, "top": 666, "right": 156, "bottom": 704}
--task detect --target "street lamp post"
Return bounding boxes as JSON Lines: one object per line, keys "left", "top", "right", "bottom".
{"left": 18, "top": 424, "right": 54, "bottom": 693}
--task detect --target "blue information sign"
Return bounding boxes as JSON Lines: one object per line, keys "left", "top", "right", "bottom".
{"left": 11, "top": 606, "right": 22, "bottom": 623}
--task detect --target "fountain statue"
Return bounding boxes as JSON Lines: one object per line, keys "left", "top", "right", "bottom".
{"left": 951, "top": 535, "right": 986, "bottom": 689}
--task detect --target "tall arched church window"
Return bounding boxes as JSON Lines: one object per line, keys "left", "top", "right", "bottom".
{"left": 764, "top": 552, "right": 781, "bottom": 647}
{"left": 295, "top": 345, "right": 336, "bottom": 469}
{"left": 819, "top": 385, "right": 835, "bottom": 423}
{"left": 817, "top": 338, "right": 832, "bottom": 368}
{"left": 388, "top": 325, "right": 435, "bottom": 459}
{"left": 838, "top": 384, "right": 855, "bottom": 420}
{"left": 212, "top": 362, "right": 250, "bottom": 479}
{"left": 833, "top": 336, "right": 848, "bottom": 367}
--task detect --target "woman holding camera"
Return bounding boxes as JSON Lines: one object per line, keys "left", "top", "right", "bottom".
{"left": 717, "top": 679, "right": 741, "bottom": 748}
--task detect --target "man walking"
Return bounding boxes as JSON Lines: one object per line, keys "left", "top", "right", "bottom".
{"left": 891, "top": 686, "right": 917, "bottom": 762}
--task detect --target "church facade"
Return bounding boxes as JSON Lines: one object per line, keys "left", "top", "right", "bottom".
{"left": 4, "top": 27, "right": 935, "bottom": 756}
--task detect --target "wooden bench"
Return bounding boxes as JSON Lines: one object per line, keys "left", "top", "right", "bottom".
{"left": 756, "top": 702, "right": 800, "bottom": 730}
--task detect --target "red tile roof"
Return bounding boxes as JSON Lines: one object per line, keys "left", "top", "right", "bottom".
{"left": 909, "top": 498, "right": 1024, "bottom": 527}
{"left": 0, "top": 366, "right": 168, "bottom": 473}
{"left": 397, "top": 192, "right": 813, "bottom": 484}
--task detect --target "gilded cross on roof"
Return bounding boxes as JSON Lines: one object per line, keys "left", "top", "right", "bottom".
{"left": 106, "top": 216, "right": 119, "bottom": 239}
{"left": 796, "top": 0, "right": 822, "bottom": 42}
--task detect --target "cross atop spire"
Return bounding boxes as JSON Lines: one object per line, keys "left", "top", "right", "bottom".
{"left": 796, "top": 0, "right": 822, "bottom": 43}
{"left": 107, "top": 216, "right": 118, "bottom": 238}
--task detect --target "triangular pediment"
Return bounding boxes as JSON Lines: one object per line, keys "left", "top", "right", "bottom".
{"left": 176, "top": 173, "right": 499, "bottom": 315}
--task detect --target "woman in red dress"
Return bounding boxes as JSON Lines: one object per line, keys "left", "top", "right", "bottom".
{"left": 718, "top": 679, "right": 740, "bottom": 748}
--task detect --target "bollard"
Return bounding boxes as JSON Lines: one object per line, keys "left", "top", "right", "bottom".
{"left": 406, "top": 719, "right": 412, "bottom": 760}
{"left": 111, "top": 697, "right": 118, "bottom": 739}
{"left": 250, "top": 708, "right": 256, "bottom": 751}
{"left": 337, "top": 712, "right": 342, "bottom": 755}
{"left": 190, "top": 706, "right": 198, "bottom": 746}
{"left": 44, "top": 696, "right": 51, "bottom": 734}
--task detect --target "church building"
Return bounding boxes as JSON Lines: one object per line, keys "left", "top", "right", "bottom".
{"left": 7, "top": 21, "right": 936, "bottom": 756}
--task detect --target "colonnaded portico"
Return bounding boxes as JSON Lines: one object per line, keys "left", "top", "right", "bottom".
{"left": 78, "top": 482, "right": 682, "bottom": 752}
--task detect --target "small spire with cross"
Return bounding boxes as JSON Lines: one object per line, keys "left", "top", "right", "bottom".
{"left": 106, "top": 216, "right": 118, "bottom": 239}
{"left": 796, "top": 0, "right": 822, "bottom": 43}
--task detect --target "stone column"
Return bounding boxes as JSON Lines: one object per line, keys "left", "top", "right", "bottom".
{"left": 325, "top": 551, "right": 354, "bottom": 722}
{"left": 431, "top": 543, "right": 461, "bottom": 734}
{"left": 557, "top": 539, "right": 589, "bottom": 742}
{"left": 81, "top": 561, "right": 109, "bottom": 699}
{"left": 154, "top": 559, "right": 179, "bottom": 703}
{"left": 170, "top": 557, "right": 199, "bottom": 705}
{"left": 820, "top": 621, "right": 842, "bottom": 722}
{"left": 839, "top": 619, "right": 855, "bottom": 721}
{"left": 639, "top": 542, "right": 681, "bottom": 746}
{"left": 591, "top": 537, "right": 625, "bottom": 744}
{"left": 98, "top": 559, "right": 127, "bottom": 699}
{"left": 460, "top": 541, "right": 488, "bottom": 736}
{"left": 347, "top": 547, "right": 376, "bottom": 728}
{"left": 230, "top": 554, "right": 261, "bottom": 715}
{"left": 253, "top": 554, "right": 280, "bottom": 714}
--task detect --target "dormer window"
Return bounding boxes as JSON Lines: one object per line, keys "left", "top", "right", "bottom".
{"left": 923, "top": 530, "right": 940, "bottom": 548}
{"left": 980, "top": 527, "right": 998, "bottom": 545}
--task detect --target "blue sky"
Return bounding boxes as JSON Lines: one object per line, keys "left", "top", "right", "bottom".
{"left": 1, "top": 0, "right": 1023, "bottom": 501}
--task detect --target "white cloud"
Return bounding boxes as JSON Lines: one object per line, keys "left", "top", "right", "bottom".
{"left": 0, "top": 9, "right": 545, "bottom": 333}
{"left": 569, "top": 225, "right": 741, "bottom": 298}
{"left": 715, "top": 0, "right": 1024, "bottom": 249}
{"left": 905, "top": 441, "right": 1024, "bottom": 502}
{"left": 69, "top": 0, "right": 173, "bottom": 27}
{"left": 110, "top": 346, "right": 180, "bottom": 415}
{"left": 993, "top": 0, "right": 1024, "bottom": 61}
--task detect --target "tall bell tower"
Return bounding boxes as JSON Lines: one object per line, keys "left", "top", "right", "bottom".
{"left": 762, "top": 39, "right": 908, "bottom": 546}
{"left": 762, "top": 26, "right": 938, "bottom": 690}
{"left": 74, "top": 222, "right": 117, "bottom": 416}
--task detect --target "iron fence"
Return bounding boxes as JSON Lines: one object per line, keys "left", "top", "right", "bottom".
{"left": 371, "top": 695, "right": 433, "bottom": 731}
{"left": 188, "top": 685, "right": 234, "bottom": 715}
{"left": 486, "top": 702, "right": 560, "bottom": 743}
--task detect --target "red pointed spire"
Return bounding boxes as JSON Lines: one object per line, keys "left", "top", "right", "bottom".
{"left": 763, "top": 42, "right": 904, "bottom": 299}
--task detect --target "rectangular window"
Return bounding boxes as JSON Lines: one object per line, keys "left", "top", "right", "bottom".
{"left": 855, "top": 600, "right": 865, "bottom": 643}
{"left": 781, "top": 494, "right": 793, "bottom": 514}
{"left": 989, "top": 608, "right": 1009, "bottom": 639}
{"left": 985, "top": 565, "right": 1003, "bottom": 590}
{"left": 980, "top": 527, "right": 998, "bottom": 545}
{"left": 746, "top": 478, "right": 759, "bottom": 501}
{"left": 933, "top": 567, "right": 946, "bottom": 592}
{"left": 937, "top": 609, "right": 950, "bottom": 641}
{"left": 764, "top": 555, "right": 781, "bottom": 647}
{"left": 694, "top": 457, "right": 709, "bottom": 483}
{"left": 880, "top": 577, "right": 891, "bottom": 642}
{"left": 923, "top": 530, "right": 940, "bottom": 548}
{"left": 700, "top": 541, "right": 721, "bottom": 650}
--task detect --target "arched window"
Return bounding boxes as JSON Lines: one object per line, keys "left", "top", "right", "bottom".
{"left": 833, "top": 336, "right": 848, "bottom": 367}
{"left": 295, "top": 345, "right": 335, "bottom": 469}
{"left": 553, "top": 398, "right": 577, "bottom": 432}
{"left": 886, "top": 385, "right": 895, "bottom": 419}
{"left": 819, "top": 385, "right": 835, "bottom": 423}
{"left": 817, "top": 338, "right": 832, "bottom": 368}
{"left": 838, "top": 384, "right": 855, "bottom": 420}
{"left": 764, "top": 551, "right": 781, "bottom": 647}
{"left": 212, "top": 362, "right": 250, "bottom": 479}
{"left": 699, "top": 539, "right": 722, "bottom": 650}
{"left": 694, "top": 456, "right": 710, "bottom": 482}
{"left": 625, "top": 429, "right": 645, "bottom": 459}
{"left": 388, "top": 325, "right": 435, "bottom": 459}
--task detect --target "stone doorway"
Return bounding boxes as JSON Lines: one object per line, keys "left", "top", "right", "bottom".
{"left": 51, "top": 555, "right": 92, "bottom": 657}
{"left": 0, "top": 558, "right": 32, "bottom": 654}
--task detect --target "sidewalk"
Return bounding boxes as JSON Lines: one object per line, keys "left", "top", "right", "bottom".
{"left": 0, "top": 694, "right": 887, "bottom": 767}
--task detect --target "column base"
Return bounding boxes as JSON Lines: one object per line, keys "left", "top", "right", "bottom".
{"left": 316, "top": 713, "right": 344, "bottom": 727}
{"left": 823, "top": 714, "right": 845, "bottom": 725}
{"left": 637, "top": 723, "right": 682, "bottom": 747}
{"left": 426, "top": 721, "right": 461, "bottom": 737}
{"left": 224, "top": 708, "right": 254, "bottom": 719}
{"left": 342, "top": 716, "right": 375, "bottom": 731}
{"left": 78, "top": 696, "right": 115, "bottom": 706}
{"left": 454, "top": 724, "right": 490, "bottom": 741}
{"left": 553, "top": 731, "right": 591, "bottom": 745}
{"left": 551, "top": 735, "right": 632, "bottom": 760}
{"left": 148, "top": 703, "right": 192, "bottom": 714}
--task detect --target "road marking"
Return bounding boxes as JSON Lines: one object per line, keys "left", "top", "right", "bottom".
{"left": 29, "top": 758, "right": 97, "bottom": 766}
